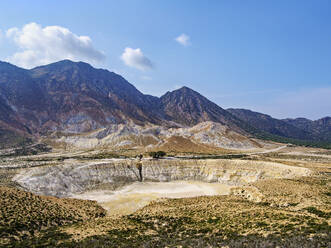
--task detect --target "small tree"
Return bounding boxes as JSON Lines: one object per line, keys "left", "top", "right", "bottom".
{"left": 136, "top": 161, "right": 143, "bottom": 182}
{"left": 156, "top": 151, "right": 166, "bottom": 158}
{"left": 149, "top": 151, "right": 166, "bottom": 159}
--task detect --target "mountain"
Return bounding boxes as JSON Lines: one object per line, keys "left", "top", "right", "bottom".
{"left": 160, "top": 87, "right": 248, "bottom": 133}
{"left": 0, "top": 60, "right": 329, "bottom": 149}
{"left": 0, "top": 60, "right": 252, "bottom": 148}
{"left": 0, "top": 60, "right": 170, "bottom": 137}
{"left": 30, "top": 60, "right": 167, "bottom": 126}
{"left": 227, "top": 108, "right": 312, "bottom": 140}
{"left": 0, "top": 60, "right": 252, "bottom": 135}
{"left": 0, "top": 62, "right": 36, "bottom": 147}
{"left": 228, "top": 108, "right": 331, "bottom": 146}
{"left": 283, "top": 117, "right": 331, "bottom": 142}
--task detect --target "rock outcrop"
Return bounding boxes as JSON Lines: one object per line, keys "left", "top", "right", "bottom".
{"left": 58, "top": 121, "right": 260, "bottom": 150}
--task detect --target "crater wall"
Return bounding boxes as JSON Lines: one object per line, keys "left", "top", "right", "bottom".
{"left": 13, "top": 159, "right": 311, "bottom": 197}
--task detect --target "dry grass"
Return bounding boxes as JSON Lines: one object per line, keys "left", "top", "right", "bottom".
{"left": 2, "top": 175, "right": 329, "bottom": 248}
{"left": 56, "top": 176, "right": 329, "bottom": 248}
{"left": 0, "top": 169, "right": 21, "bottom": 188}
{"left": 0, "top": 186, "right": 105, "bottom": 246}
{"left": 158, "top": 136, "right": 236, "bottom": 155}
{"left": 253, "top": 177, "right": 331, "bottom": 210}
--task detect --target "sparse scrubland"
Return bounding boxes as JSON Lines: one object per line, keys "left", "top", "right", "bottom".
{"left": 0, "top": 186, "right": 106, "bottom": 246}
{"left": 0, "top": 144, "right": 330, "bottom": 247}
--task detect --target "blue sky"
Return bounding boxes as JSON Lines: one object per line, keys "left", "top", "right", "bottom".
{"left": 0, "top": 0, "right": 330, "bottom": 120}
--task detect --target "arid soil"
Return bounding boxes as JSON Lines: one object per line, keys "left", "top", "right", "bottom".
{"left": 72, "top": 181, "right": 233, "bottom": 216}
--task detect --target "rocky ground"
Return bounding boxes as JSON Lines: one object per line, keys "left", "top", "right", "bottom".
{"left": 0, "top": 144, "right": 330, "bottom": 247}
{"left": 50, "top": 121, "right": 262, "bottom": 152}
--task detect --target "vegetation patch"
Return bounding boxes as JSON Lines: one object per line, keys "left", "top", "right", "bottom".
{"left": 304, "top": 207, "right": 331, "bottom": 219}
{"left": 0, "top": 186, "right": 106, "bottom": 246}
{"left": 148, "top": 151, "right": 166, "bottom": 159}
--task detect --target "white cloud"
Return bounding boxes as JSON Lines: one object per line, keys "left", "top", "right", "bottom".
{"left": 175, "top": 33, "right": 190, "bottom": 46}
{"left": 5, "top": 22, "right": 105, "bottom": 68}
{"left": 6, "top": 27, "right": 19, "bottom": 38}
{"left": 121, "top": 47, "right": 153, "bottom": 71}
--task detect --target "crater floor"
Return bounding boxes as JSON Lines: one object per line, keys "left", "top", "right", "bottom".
{"left": 71, "top": 181, "right": 232, "bottom": 216}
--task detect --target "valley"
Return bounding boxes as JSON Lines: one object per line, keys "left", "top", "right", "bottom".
{"left": 0, "top": 141, "right": 330, "bottom": 247}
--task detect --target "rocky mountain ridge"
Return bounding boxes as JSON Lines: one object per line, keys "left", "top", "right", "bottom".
{"left": 283, "top": 117, "right": 331, "bottom": 141}
{"left": 228, "top": 108, "right": 331, "bottom": 145}
{"left": 0, "top": 60, "right": 329, "bottom": 149}
{"left": 0, "top": 60, "right": 250, "bottom": 148}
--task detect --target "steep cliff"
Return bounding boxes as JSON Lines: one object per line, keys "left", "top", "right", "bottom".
{"left": 13, "top": 159, "right": 311, "bottom": 197}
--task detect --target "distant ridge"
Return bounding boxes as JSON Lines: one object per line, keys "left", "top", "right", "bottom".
{"left": 283, "top": 117, "right": 331, "bottom": 142}
{"left": 228, "top": 108, "right": 331, "bottom": 148}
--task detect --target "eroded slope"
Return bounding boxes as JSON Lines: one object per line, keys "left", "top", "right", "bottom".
{"left": 13, "top": 158, "right": 311, "bottom": 197}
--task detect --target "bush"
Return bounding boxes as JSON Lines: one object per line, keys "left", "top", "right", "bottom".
{"left": 149, "top": 151, "right": 166, "bottom": 159}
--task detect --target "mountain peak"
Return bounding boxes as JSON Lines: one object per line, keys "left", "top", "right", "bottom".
{"left": 160, "top": 85, "right": 242, "bottom": 128}
{"left": 54, "top": 59, "right": 93, "bottom": 67}
{"left": 173, "top": 86, "right": 196, "bottom": 93}
{"left": 177, "top": 86, "right": 192, "bottom": 90}
{"left": 162, "top": 86, "right": 201, "bottom": 99}
{"left": 32, "top": 59, "right": 94, "bottom": 71}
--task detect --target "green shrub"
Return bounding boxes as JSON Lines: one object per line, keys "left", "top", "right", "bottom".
{"left": 149, "top": 151, "right": 166, "bottom": 159}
